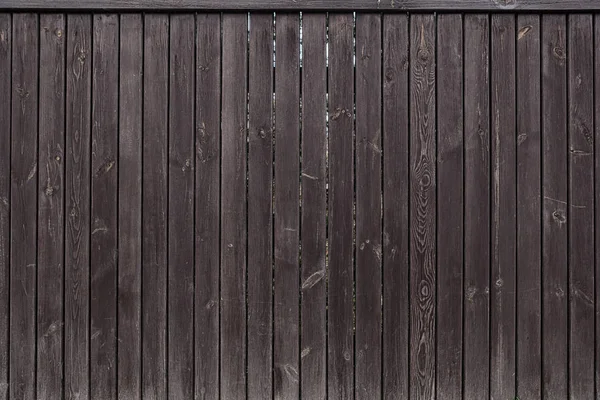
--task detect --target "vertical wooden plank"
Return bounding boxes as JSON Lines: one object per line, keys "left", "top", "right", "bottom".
{"left": 300, "top": 12, "right": 326, "bottom": 400}
{"left": 541, "top": 13, "right": 568, "bottom": 400}
{"left": 142, "top": 13, "right": 168, "bottom": 400}
{"left": 90, "top": 14, "right": 118, "bottom": 400}
{"left": 10, "top": 13, "right": 38, "bottom": 400}
{"left": 195, "top": 12, "right": 220, "bottom": 400}
{"left": 220, "top": 13, "right": 247, "bottom": 399}
{"left": 382, "top": 13, "right": 409, "bottom": 399}
{"left": 409, "top": 13, "right": 436, "bottom": 400}
{"left": 354, "top": 12, "right": 381, "bottom": 400}
{"left": 516, "top": 13, "right": 542, "bottom": 400}
{"left": 463, "top": 13, "right": 490, "bottom": 400}
{"left": 327, "top": 13, "right": 354, "bottom": 400}
{"left": 247, "top": 12, "right": 273, "bottom": 400}
{"left": 167, "top": 13, "right": 195, "bottom": 400}
{"left": 0, "top": 14, "right": 10, "bottom": 400}
{"left": 435, "top": 13, "right": 462, "bottom": 400}
{"left": 490, "top": 13, "right": 516, "bottom": 400}
{"left": 274, "top": 12, "right": 300, "bottom": 400}
{"left": 118, "top": 13, "right": 142, "bottom": 400}
{"left": 568, "top": 14, "right": 595, "bottom": 399}
{"left": 595, "top": 14, "right": 600, "bottom": 400}
{"left": 37, "top": 13, "right": 65, "bottom": 400}
{"left": 65, "top": 13, "right": 91, "bottom": 400}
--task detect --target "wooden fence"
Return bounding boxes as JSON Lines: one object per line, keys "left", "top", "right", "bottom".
{"left": 0, "top": 1, "right": 599, "bottom": 399}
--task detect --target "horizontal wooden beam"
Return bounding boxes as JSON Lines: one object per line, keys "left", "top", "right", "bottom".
{"left": 0, "top": 0, "right": 598, "bottom": 10}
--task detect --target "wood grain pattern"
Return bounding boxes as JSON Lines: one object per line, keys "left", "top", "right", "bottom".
{"left": 142, "top": 13, "right": 168, "bottom": 399}
{"left": 220, "top": 13, "right": 247, "bottom": 400}
{"left": 409, "top": 13, "right": 436, "bottom": 400}
{"left": 10, "top": 13, "right": 38, "bottom": 400}
{"left": 300, "top": 12, "right": 327, "bottom": 400}
{"left": 595, "top": 14, "right": 600, "bottom": 400}
{"left": 90, "top": 14, "right": 119, "bottom": 400}
{"left": 247, "top": 13, "right": 273, "bottom": 400}
{"left": 195, "top": 12, "right": 221, "bottom": 400}
{"left": 541, "top": 13, "right": 568, "bottom": 400}
{"left": 382, "top": 13, "right": 409, "bottom": 400}
{"left": 490, "top": 13, "right": 516, "bottom": 400}
{"left": 327, "top": 13, "right": 355, "bottom": 400}
{"left": 355, "top": 12, "right": 382, "bottom": 400}
{"left": 568, "top": 14, "right": 595, "bottom": 399}
{"left": 435, "top": 13, "right": 462, "bottom": 400}
{"left": 1, "top": 0, "right": 599, "bottom": 10}
{"left": 463, "top": 13, "right": 490, "bottom": 400}
{"left": 117, "top": 12, "right": 142, "bottom": 399}
{"left": 65, "top": 14, "right": 92, "bottom": 400}
{"left": 167, "top": 13, "right": 195, "bottom": 400}
{"left": 37, "top": 13, "right": 65, "bottom": 400}
{"left": 274, "top": 13, "right": 300, "bottom": 400}
{"left": 0, "top": 14, "right": 9, "bottom": 400}
{"left": 516, "top": 13, "right": 541, "bottom": 399}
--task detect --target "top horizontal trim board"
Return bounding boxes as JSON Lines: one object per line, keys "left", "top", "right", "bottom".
{"left": 0, "top": 0, "right": 599, "bottom": 10}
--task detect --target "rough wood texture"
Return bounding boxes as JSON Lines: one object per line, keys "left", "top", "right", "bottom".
{"left": 37, "top": 13, "right": 65, "bottom": 400}
{"left": 463, "top": 13, "right": 490, "bottom": 400}
{"left": 541, "top": 13, "right": 568, "bottom": 400}
{"left": 568, "top": 14, "right": 595, "bottom": 399}
{"left": 195, "top": 12, "right": 221, "bottom": 400}
{"left": 300, "top": 12, "right": 327, "bottom": 400}
{"left": 382, "top": 13, "right": 409, "bottom": 400}
{"left": 65, "top": 14, "right": 92, "bottom": 400}
{"left": 490, "top": 13, "right": 516, "bottom": 400}
{"left": 0, "top": 0, "right": 598, "bottom": 10}
{"left": 516, "top": 13, "right": 541, "bottom": 399}
{"left": 10, "top": 13, "right": 38, "bottom": 400}
{"left": 435, "top": 13, "right": 462, "bottom": 400}
{"left": 220, "top": 13, "right": 247, "bottom": 400}
{"left": 327, "top": 13, "right": 355, "bottom": 400}
{"left": 142, "top": 13, "right": 168, "bottom": 399}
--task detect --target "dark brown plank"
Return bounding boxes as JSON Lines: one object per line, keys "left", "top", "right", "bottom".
{"left": 37, "top": 13, "right": 65, "bottom": 400}
{"left": 541, "top": 13, "right": 568, "bottom": 400}
{"left": 247, "top": 12, "right": 273, "bottom": 400}
{"left": 1, "top": 0, "right": 600, "bottom": 11}
{"left": 65, "top": 13, "right": 91, "bottom": 400}
{"left": 409, "top": 13, "right": 436, "bottom": 400}
{"left": 382, "top": 13, "right": 409, "bottom": 399}
{"left": 142, "top": 13, "right": 168, "bottom": 399}
{"left": 516, "top": 13, "right": 541, "bottom": 400}
{"left": 118, "top": 12, "right": 142, "bottom": 399}
{"left": 596, "top": 14, "right": 600, "bottom": 400}
{"left": 463, "top": 13, "right": 490, "bottom": 400}
{"left": 0, "top": 14, "right": 9, "bottom": 400}
{"left": 220, "top": 13, "right": 247, "bottom": 399}
{"left": 355, "top": 12, "right": 382, "bottom": 400}
{"left": 274, "top": 12, "right": 300, "bottom": 399}
{"left": 10, "top": 13, "right": 38, "bottom": 400}
{"left": 167, "top": 13, "right": 195, "bottom": 400}
{"left": 490, "top": 13, "right": 516, "bottom": 400}
{"left": 195, "top": 12, "right": 220, "bottom": 400}
{"left": 90, "top": 14, "right": 118, "bottom": 400}
{"left": 300, "top": 12, "right": 326, "bottom": 400}
{"left": 327, "top": 13, "right": 354, "bottom": 400}
{"left": 568, "top": 14, "right": 595, "bottom": 399}
{"left": 435, "top": 13, "right": 462, "bottom": 400}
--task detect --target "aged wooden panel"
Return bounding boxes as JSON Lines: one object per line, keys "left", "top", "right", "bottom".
{"left": 382, "top": 13, "right": 409, "bottom": 400}
{"left": 300, "top": 12, "right": 327, "bottom": 400}
{"left": 516, "top": 13, "right": 541, "bottom": 399}
{"left": 10, "top": 13, "right": 38, "bottom": 400}
{"left": 247, "top": 12, "right": 273, "bottom": 400}
{"left": 409, "top": 13, "right": 436, "bottom": 400}
{"left": 463, "top": 13, "right": 490, "bottom": 400}
{"left": 37, "top": 13, "right": 65, "bottom": 400}
{"left": 436, "top": 13, "right": 462, "bottom": 400}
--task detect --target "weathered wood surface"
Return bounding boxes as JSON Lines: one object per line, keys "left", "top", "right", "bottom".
{"left": 0, "top": 11, "right": 598, "bottom": 399}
